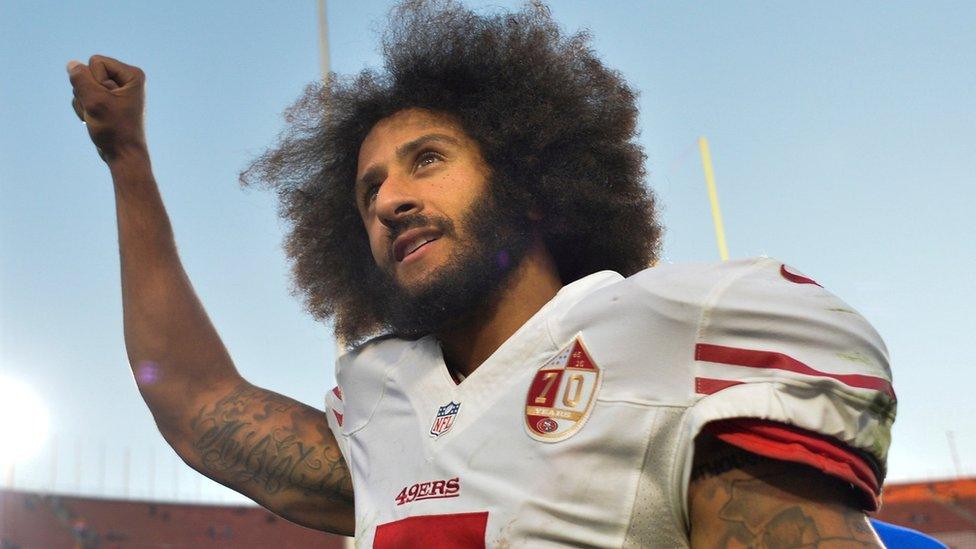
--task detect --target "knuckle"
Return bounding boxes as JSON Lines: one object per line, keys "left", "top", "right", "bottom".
{"left": 86, "top": 99, "right": 108, "bottom": 116}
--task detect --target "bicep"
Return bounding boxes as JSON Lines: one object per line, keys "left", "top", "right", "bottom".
{"left": 172, "top": 380, "right": 354, "bottom": 534}
{"left": 688, "top": 434, "right": 882, "bottom": 548}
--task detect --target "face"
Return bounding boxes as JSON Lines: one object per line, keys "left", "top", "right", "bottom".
{"left": 354, "top": 108, "right": 534, "bottom": 337}
{"left": 356, "top": 108, "right": 492, "bottom": 291}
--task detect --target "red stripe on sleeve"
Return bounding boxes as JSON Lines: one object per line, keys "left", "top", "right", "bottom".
{"left": 696, "top": 344, "right": 896, "bottom": 401}
{"left": 694, "top": 377, "right": 743, "bottom": 395}
{"left": 705, "top": 418, "right": 882, "bottom": 511}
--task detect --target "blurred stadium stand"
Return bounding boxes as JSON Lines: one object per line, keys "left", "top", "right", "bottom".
{"left": 0, "top": 490, "right": 345, "bottom": 548}
{"left": 873, "top": 478, "right": 976, "bottom": 548}
{"left": 1, "top": 478, "right": 973, "bottom": 548}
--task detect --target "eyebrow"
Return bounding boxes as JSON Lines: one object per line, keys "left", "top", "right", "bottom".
{"left": 356, "top": 133, "right": 462, "bottom": 198}
{"left": 395, "top": 133, "right": 460, "bottom": 160}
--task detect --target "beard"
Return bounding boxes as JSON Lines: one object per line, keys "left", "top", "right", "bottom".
{"left": 372, "top": 188, "right": 535, "bottom": 339}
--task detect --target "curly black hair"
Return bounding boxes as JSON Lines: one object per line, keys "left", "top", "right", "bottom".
{"left": 241, "top": 0, "right": 662, "bottom": 344}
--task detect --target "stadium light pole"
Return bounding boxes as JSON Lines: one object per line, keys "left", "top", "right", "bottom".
{"left": 698, "top": 137, "right": 729, "bottom": 261}
{"left": 947, "top": 430, "right": 963, "bottom": 478}
{"left": 49, "top": 434, "right": 58, "bottom": 492}
{"left": 318, "top": 0, "right": 330, "bottom": 87}
{"left": 123, "top": 445, "right": 131, "bottom": 499}
{"left": 317, "top": 0, "right": 349, "bottom": 355}
{"left": 74, "top": 438, "right": 82, "bottom": 493}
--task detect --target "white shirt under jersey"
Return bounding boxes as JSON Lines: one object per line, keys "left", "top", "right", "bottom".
{"left": 324, "top": 257, "right": 895, "bottom": 548}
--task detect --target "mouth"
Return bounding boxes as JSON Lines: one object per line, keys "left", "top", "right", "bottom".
{"left": 393, "top": 229, "right": 442, "bottom": 263}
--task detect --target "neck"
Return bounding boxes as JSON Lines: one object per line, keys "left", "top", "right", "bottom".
{"left": 437, "top": 239, "right": 562, "bottom": 378}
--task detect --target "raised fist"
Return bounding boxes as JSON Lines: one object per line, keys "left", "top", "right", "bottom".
{"left": 67, "top": 55, "right": 147, "bottom": 162}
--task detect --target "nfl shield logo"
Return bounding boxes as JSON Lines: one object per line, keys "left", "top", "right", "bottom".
{"left": 429, "top": 401, "right": 461, "bottom": 438}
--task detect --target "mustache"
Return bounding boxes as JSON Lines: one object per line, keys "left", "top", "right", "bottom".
{"left": 385, "top": 213, "right": 456, "bottom": 244}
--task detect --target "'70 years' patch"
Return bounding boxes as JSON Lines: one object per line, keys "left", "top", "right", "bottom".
{"left": 524, "top": 335, "right": 601, "bottom": 442}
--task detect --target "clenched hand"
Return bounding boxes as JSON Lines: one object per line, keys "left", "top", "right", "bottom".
{"left": 67, "top": 55, "right": 147, "bottom": 162}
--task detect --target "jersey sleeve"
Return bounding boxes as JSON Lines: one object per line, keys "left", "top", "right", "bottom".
{"left": 677, "top": 258, "right": 895, "bottom": 517}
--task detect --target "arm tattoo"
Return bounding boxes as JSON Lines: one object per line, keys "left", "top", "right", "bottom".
{"left": 691, "top": 441, "right": 881, "bottom": 547}
{"left": 189, "top": 383, "right": 353, "bottom": 503}
{"left": 715, "top": 478, "right": 879, "bottom": 547}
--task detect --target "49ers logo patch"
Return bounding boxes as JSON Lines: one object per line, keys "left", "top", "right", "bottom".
{"left": 525, "top": 336, "right": 601, "bottom": 442}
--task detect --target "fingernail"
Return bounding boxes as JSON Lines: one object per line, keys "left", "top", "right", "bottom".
{"left": 66, "top": 60, "right": 81, "bottom": 72}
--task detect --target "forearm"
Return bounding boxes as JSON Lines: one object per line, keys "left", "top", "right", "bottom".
{"left": 109, "top": 149, "right": 240, "bottom": 428}
{"left": 182, "top": 380, "right": 355, "bottom": 533}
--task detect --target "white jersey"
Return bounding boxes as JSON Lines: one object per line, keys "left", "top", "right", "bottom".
{"left": 324, "top": 257, "right": 895, "bottom": 548}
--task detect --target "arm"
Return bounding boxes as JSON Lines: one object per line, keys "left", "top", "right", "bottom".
{"left": 67, "top": 56, "right": 353, "bottom": 534}
{"left": 688, "top": 434, "right": 883, "bottom": 548}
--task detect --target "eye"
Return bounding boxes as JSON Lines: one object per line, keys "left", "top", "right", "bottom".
{"left": 363, "top": 184, "right": 380, "bottom": 205}
{"left": 414, "top": 150, "right": 443, "bottom": 171}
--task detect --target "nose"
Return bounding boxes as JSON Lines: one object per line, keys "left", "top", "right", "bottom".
{"left": 375, "top": 176, "right": 422, "bottom": 227}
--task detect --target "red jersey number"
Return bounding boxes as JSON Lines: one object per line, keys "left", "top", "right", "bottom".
{"left": 373, "top": 512, "right": 488, "bottom": 548}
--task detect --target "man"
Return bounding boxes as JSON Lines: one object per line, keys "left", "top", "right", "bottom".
{"left": 68, "top": 1, "right": 894, "bottom": 546}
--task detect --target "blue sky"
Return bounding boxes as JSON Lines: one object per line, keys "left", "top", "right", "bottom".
{"left": 1, "top": 1, "right": 973, "bottom": 503}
